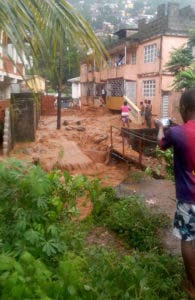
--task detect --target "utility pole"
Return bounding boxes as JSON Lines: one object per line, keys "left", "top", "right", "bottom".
{"left": 57, "top": 84, "right": 61, "bottom": 129}
{"left": 57, "top": 40, "right": 63, "bottom": 130}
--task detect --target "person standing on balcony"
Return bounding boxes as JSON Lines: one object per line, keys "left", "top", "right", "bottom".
{"left": 145, "top": 100, "right": 152, "bottom": 128}
{"left": 121, "top": 100, "right": 131, "bottom": 128}
{"left": 157, "top": 88, "right": 195, "bottom": 298}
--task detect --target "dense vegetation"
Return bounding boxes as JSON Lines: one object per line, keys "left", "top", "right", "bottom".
{"left": 0, "top": 159, "right": 185, "bottom": 299}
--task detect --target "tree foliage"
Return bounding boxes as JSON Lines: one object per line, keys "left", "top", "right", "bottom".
{"left": 166, "top": 46, "right": 193, "bottom": 76}
{"left": 174, "top": 64, "right": 195, "bottom": 91}
{"left": 166, "top": 30, "right": 195, "bottom": 90}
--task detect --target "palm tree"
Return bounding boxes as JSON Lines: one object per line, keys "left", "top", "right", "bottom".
{"left": 0, "top": 0, "right": 106, "bottom": 128}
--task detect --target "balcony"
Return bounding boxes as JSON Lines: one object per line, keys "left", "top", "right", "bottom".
{"left": 108, "top": 67, "right": 117, "bottom": 79}
{"left": 106, "top": 64, "right": 137, "bottom": 81}
{"left": 87, "top": 71, "right": 94, "bottom": 82}
{"left": 94, "top": 72, "right": 101, "bottom": 83}
{"left": 100, "top": 68, "right": 108, "bottom": 81}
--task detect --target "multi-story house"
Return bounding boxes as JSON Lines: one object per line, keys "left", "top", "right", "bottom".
{"left": 80, "top": 3, "right": 195, "bottom": 124}
{"left": 0, "top": 31, "right": 25, "bottom": 100}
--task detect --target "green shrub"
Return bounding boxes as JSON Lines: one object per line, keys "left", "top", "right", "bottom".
{"left": 156, "top": 146, "right": 174, "bottom": 180}
{"left": 0, "top": 159, "right": 184, "bottom": 299}
{"left": 85, "top": 247, "right": 184, "bottom": 300}
{"left": 105, "top": 196, "right": 169, "bottom": 252}
{"left": 90, "top": 186, "right": 117, "bottom": 222}
{"left": 0, "top": 159, "right": 100, "bottom": 260}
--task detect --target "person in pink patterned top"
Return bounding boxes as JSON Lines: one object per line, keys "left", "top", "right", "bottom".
{"left": 121, "top": 101, "right": 131, "bottom": 127}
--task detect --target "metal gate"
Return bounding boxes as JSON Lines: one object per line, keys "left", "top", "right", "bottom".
{"left": 125, "top": 81, "right": 137, "bottom": 104}
{"left": 107, "top": 79, "right": 124, "bottom": 97}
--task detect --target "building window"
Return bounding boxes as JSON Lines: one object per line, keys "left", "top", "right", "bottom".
{"left": 131, "top": 52, "right": 136, "bottom": 64}
{"left": 143, "top": 80, "right": 155, "bottom": 97}
{"left": 115, "top": 54, "right": 125, "bottom": 67}
{"left": 144, "top": 44, "right": 157, "bottom": 63}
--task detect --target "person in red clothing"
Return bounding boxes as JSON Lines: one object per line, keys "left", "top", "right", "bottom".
{"left": 121, "top": 100, "right": 131, "bottom": 127}
{"left": 158, "top": 88, "right": 195, "bottom": 298}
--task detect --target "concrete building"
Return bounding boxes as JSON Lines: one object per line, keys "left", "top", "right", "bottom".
{"left": 22, "top": 75, "right": 46, "bottom": 93}
{"left": 0, "top": 31, "right": 25, "bottom": 100}
{"left": 80, "top": 3, "right": 195, "bottom": 123}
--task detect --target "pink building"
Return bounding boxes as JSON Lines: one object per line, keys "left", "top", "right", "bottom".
{"left": 80, "top": 3, "right": 195, "bottom": 123}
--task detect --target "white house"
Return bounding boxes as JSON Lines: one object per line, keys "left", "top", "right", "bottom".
{"left": 68, "top": 77, "right": 81, "bottom": 99}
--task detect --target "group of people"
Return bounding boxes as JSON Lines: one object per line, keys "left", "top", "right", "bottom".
{"left": 140, "top": 99, "right": 152, "bottom": 128}
{"left": 121, "top": 99, "right": 152, "bottom": 128}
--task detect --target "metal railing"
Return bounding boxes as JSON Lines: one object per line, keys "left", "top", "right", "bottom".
{"left": 110, "top": 125, "right": 157, "bottom": 166}
{"left": 124, "top": 95, "right": 142, "bottom": 125}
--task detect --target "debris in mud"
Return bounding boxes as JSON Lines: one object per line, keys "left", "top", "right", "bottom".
{"left": 94, "top": 134, "right": 108, "bottom": 144}
{"left": 76, "top": 120, "right": 81, "bottom": 125}
{"left": 77, "top": 126, "right": 86, "bottom": 132}
{"left": 65, "top": 125, "right": 75, "bottom": 131}
{"left": 63, "top": 120, "right": 69, "bottom": 126}
{"left": 22, "top": 148, "right": 33, "bottom": 155}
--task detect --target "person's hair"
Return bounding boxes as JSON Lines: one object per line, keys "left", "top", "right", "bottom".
{"left": 124, "top": 100, "right": 127, "bottom": 105}
{"left": 148, "top": 100, "right": 151, "bottom": 104}
{"left": 144, "top": 99, "right": 148, "bottom": 103}
{"left": 180, "top": 88, "right": 195, "bottom": 113}
{"left": 140, "top": 101, "right": 143, "bottom": 104}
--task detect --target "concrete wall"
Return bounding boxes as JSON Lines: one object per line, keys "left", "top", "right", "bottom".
{"left": 161, "top": 36, "right": 188, "bottom": 69}
{"left": 137, "top": 37, "right": 161, "bottom": 75}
